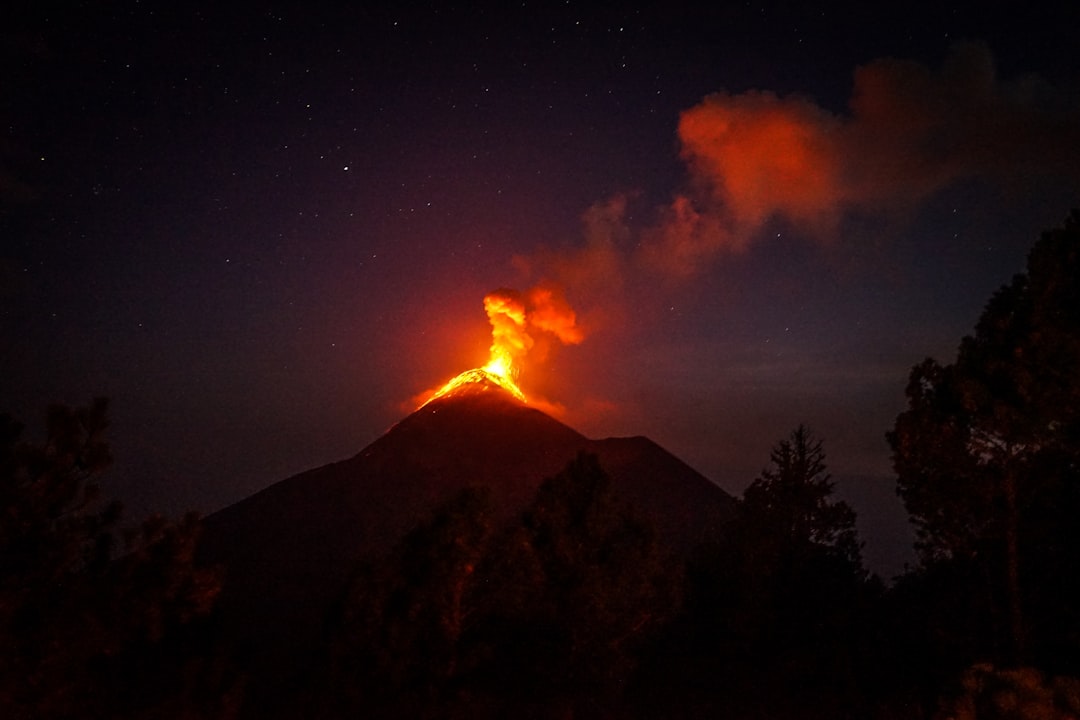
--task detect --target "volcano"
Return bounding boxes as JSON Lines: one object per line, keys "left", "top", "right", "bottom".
{"left": 198, "top": 377, "right": 734, "bottom": 709}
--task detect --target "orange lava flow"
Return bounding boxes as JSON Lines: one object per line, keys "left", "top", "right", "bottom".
{"left": 422, "top": 366, "right": 525, "bottom": 406}
{"left": 420, "top": 290, "right": 530, "bottom": 407}
{"left": 418, "top": 286, "right": 582, "bottom": 409}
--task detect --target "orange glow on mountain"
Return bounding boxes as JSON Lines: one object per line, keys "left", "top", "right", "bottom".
{"left": 423, "top": 367, "right": 526, "bottom": 405}
{"left": 419, "top": 286, "right": 583, "bottom": 408}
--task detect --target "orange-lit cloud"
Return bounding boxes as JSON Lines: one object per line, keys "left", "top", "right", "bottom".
{"left": 636, "top": 194, "right": 739, "bottom": 278}
{"left": 481, "top": 285, "right": 583, "bottom": 373}
{"left": 429, "top": 42, "right": 1080, "bottom": 414}
{"left": 511, "top": 194, "right": 631, "bottom": 330}
{"left": 844, "top": 41, "right": 1080, "bottom": 203}
{"left": 678, "top": 90, "right": 844, "bottom": 231}
{"left": 629, "top": 41, "right": 1080, "bottom": 277}
{"left": 525, "top": 285, "right": 584, "bottom": 346}
{"left": 414, "top": 284, "right": 585, "bottom": 409}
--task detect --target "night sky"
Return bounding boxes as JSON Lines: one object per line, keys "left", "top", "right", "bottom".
{"left": 5, "top": 2, "right": 1080, "bottom": 576}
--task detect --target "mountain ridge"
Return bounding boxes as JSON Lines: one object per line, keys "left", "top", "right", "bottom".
{"left": 197, "top": 383, "right": 735, "bottom": 711}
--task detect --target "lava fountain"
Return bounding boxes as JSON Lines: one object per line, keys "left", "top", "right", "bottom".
{"left": 420, "top": 287, "right": 582, "bottom": 407}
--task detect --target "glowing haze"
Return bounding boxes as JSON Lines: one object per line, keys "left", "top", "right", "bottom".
{"left": 608, "top": 42, "right": 1080, "bottom": 279}
{"left": 420, "top": 286, "right": 584, "bottom": 407}
{"left": 414, "top": 43, "right": 1080, "bottom": 424}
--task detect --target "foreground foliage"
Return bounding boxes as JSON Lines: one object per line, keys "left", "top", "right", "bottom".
{"left": 319, "top": 453, "right": 679, "bottom": 718}
{"left": 0, "top": 399, "right": 239, "bottom": 719}
{"left": 938, "top": 664, "right": 1080, "bottom": 720}
{"left": 890, "top": 210, "right": 1080, "bottom": 670}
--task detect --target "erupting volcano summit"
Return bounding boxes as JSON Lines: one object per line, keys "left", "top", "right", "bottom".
{"left": 421, "top": 366, "right": 526, "bottom": 406}
{"left": 418, "top": 286, "right": 583, "bottom": 409}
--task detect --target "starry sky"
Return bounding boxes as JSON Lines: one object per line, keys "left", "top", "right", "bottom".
{"left": 4, "top": 1, "right": 1080, "bottom": 576}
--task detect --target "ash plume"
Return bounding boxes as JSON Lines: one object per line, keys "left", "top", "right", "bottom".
{"left": 533, "top": 42, "right": 1080, "bottom": 290}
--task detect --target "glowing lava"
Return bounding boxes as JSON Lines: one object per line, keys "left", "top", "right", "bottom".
{"left": 419, "top": 287, "right": 582, "bottom": 408}
{"left": 423, "top": 367, "right": 526, "bottom": 405}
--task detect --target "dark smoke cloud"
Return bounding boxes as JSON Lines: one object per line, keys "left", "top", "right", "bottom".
{"left": 843, "top": 41, "right": 1080, "bottom": 206}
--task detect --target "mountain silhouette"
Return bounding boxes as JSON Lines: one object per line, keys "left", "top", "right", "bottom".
{"left": 198, "top": 377, "right": 734, "bottom": 708}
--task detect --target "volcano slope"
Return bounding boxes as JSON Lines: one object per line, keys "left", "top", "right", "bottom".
{"left": 197, "top": 378, "right": 734, "bottom": 709}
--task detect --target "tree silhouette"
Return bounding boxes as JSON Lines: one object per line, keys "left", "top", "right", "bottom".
{"left": 888, "top": 210, "right": 1080, "bottom": 667}
{"left": 0, "top": 399, "right": 232, "bottom": 719}
{"left": 682, "top": 426, "right": 873, "bottom": 719}
{"left": 463, "top": 452, "right": 678, "bottom": 714}
{"left": 742, "top": 424, "right": 862, "bottom": 567}
{"left": 321, "top": 486, "right": 495, "bottom": 717}
{"left": 321, "top": 453, "right": 677, "bottom": 718}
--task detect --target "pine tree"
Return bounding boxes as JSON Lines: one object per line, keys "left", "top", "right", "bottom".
{"left": 888, "top": 211, "right": 1080, "bottom": 666}
{"left": 685, "top": 426, "right": 871, "bottom": 719}
{"left": 742, "top": 425, "right": 862, "bottom": 568}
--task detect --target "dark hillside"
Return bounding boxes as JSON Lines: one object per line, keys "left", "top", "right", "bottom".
{"left": 198, "top": 382, "right": 734, "bottom": 709}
